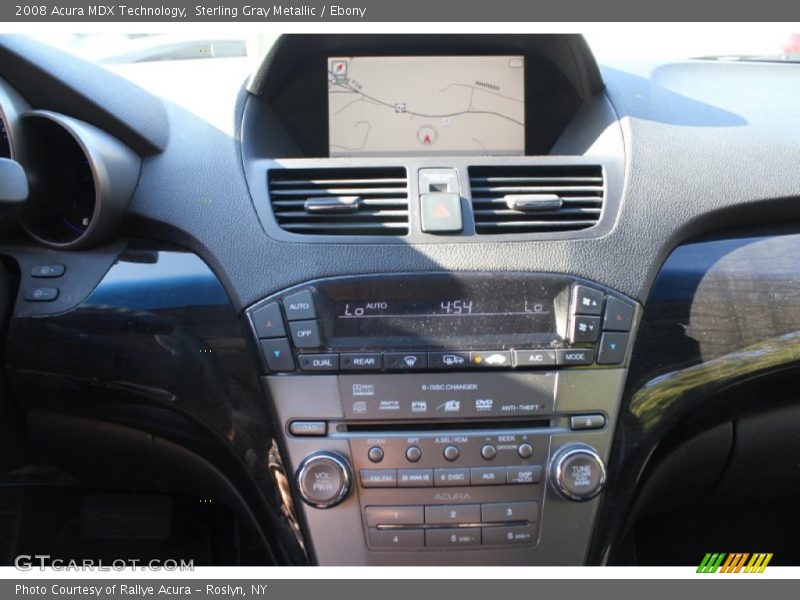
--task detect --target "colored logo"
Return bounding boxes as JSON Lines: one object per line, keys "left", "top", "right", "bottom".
{"left": 697, "top": 553, "right": 773, "bottom": 573}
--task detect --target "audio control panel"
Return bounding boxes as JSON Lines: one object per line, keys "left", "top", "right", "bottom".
{"left": 253, "top": 273, "right": 639, "bottom": 565}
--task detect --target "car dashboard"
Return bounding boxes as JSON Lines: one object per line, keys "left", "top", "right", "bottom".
{"left": 1, "top": 33, "right": 800, "bottom": 567}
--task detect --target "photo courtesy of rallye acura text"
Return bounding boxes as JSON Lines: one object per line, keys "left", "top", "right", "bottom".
{"left": 0, "top": 30, "right": 799, "bottom": 567}
{"left": 15, "top": 584, "right": 264, "bottom": 597}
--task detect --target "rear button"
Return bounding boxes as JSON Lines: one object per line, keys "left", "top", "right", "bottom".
{"left": 340, "top": 353, "right": 382, "bottom": 371}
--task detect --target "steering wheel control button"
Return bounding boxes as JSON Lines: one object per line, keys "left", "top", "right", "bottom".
{"left": 425, "top": 504, "right": 480, "bottom": 525}
{"left": 385, "top": 352, "right": 428, "bottom": 371}
{"left": 420, "top": 192, "right": 463, "bottom": 234}
{"left": 397, "top": 469, "right": 433, "bottom": 487}
{"left": 288, "top": 421, "right": 327, "bottom": 436}
{"left": 298, "top": 354, "right": 339, "bottom": 372}
{"left": 507, "top": 465, "right": 543, "bottom": 484}
{"left": 517, "top": 442, "right": 534, "bottom": 459}
{"left": 556, "top": 348, "right": 595, "bottom": 367}
{"left": 289, "top": 320, "right": 321, "bottom": 349}
{"left": 259, "top": 338, "right": 295, "bottom": 372}
{"left": 513, "top": 349, "right": 556, "bottom": 367}
{"left": 572, "top": 285, "right": 604, "bottom": 316}
{"left": 250, "top": 301, "right": 286, "bottom": 338}
{"left": 597, "top": 332, "right": 629, "bottom": 365}
{"left": 470, "top": 466, "right": 506, "bottom": 485}
{"left": 365, "top": 506, "right": 424, "bottom": 527}
{"left": 340, "top": 353, "right": 382, "bottom": 371}
{"left": 480, "top": 444, "right": 497, "bottom": 460}
{"left": 283, "top": 290, "right": 316, "bottom": 321}
{"left": 24, "top": 287, "right": 59, "bottom": 302}
{"left": 369, "top": 528, "right": 424, "bottom": 549}
{"left": 443, "top": 445, "right": 460, "bottom": 461}
{"left": 30, "top": 264, "right": 65, "bottom": 278}
{"left": 570, "top": 414, "right": 606, "bottom": 430}
{"left": 551, "top": 444, "right": 606, "bottom": 501}
{"left": 405, "top": 446, "right": 422, "bottom": 462}
{"left": 470, "top": 350, "right": 512, "bottom": 368}
{"left": 481, "top": 501, "right": 539, "bottom": 523}
{"left": 360, "top": 469, "right": 397, "bottom": 488}
{"left": 367, "top": 446, "right": 384, "bottom": 463}
{"left": 603, "top": 296, "right": 634, "bottom": 331}
{"left": 569, "top": 315, "right": 601, "bottom": 343}
{"left": 295, "top": 452, "right": 352, "bottom": 508}
{"left": 434, "top": 468, "right": 470, "bottom": 486}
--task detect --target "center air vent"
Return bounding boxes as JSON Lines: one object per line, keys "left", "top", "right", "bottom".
{"left": 268, "top": 167, "right": 409, "bottom": 236}
{"left": 468, "top": 165, "right": 604, "bottom": 234}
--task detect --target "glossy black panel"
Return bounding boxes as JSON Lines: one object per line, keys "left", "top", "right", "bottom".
{"left": 4, "top": 245, "right": 307, "bottom": 565}
{"left": 592, "top": 232, "right": 800, "bottom": 564}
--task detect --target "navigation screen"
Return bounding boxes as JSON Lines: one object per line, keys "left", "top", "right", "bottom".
{"left": 327, "top": 56, "right": 525, "bottom": 157}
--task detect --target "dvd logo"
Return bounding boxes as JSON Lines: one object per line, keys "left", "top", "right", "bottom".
{"left": 475, "top": 398, "right": 493, "bottom": 411}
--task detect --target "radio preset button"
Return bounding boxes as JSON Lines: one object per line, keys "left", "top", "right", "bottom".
{"left": 340, "top": 352, "right": 382, "bottom": 371}
{"left": 283, "top": 290, "right": 316, "bottom": 321}
{"left": 470, "top": 467, "right": 506, "bottom": 486}
{"left": 289, "top": 320, "right": 322, "bottom": 349}
{"left": 556, "top": 348, "right": 595, "bottom": 367}
{"left": 572, "top": 285, "right": 604, "bottom": 316}
{"left": 507, "top": 465, "right": 543, "bottom": 485}
{"left": 425, "top": 504, "right": 480, "bottom": 525}
{"left": 480, "top": 444, "right": 497, "bottom": 460}
{"left": 513, "top": 349, "right": 557, "bottom": 367}
{"left": 517, "top": 443, "right": 534, "bottom": 459}
{"left": 405, "top": 446, "right": 422, "bottom": 463}
{"left": 443, "top": 445, "right": 460, "bottom": 461}
{"left": 385, "top": 352, "right": 428, "bottom": 371}
{"left": 483, "top": 524, "right": 535, "bottom": 546}
{"left": 360, "top": 469, "right": 397, "bottom": 488}
{"left": 297, "top": 353, "right": 338, "bottom": 371}
{"left": 397, "top": 469, "right": 433, "bottom": 487}
{"left": 434, "top": 468, "right": 470, "bottom": 486}
{"left": 367, "top": 446, "right": 385, "bottom": 463}
{"left": 365, "top": 506, "right": 424, "bottom": 527}
{"left": 369, "top": 528, "right": 424, "bottom": 549}
{"left": 250, "top": 301, "right": 286, "bottom": 338}
{"left": 481, "top": 501, "right": 539, "bottom": 523}
{"left": 425, "top": 527, "right": 481, "bottom": 548}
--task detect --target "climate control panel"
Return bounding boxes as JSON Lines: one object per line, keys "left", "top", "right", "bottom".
{"left": 254, "top": 272, "right": 638, "bottom": 565}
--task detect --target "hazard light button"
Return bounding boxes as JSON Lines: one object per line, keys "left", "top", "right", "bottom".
{"left": 420, "top": 192, "right": 463, "bottom": 233}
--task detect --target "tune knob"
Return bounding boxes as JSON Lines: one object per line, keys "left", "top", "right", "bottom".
{"left": 550, "top": 444, "right": 606, "bottom": 501}
{"left": 295, "top": 451, "right": 352, "bottom": 508}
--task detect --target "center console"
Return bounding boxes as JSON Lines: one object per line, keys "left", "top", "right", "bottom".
{"left": 246, "top": 273, "right": 637, "bottom": 565}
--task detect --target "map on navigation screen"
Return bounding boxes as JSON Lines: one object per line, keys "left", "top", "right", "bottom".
{"left": 328, "top": 56, "right": 525, "bottom": 157}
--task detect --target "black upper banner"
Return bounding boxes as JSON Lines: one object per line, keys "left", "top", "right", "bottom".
{"left": 1, "top": 0, "right": 798, "bottom": 22}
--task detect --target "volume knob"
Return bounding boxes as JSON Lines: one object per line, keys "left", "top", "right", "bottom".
{"left": 550, "top": 444, "right": 606, "bottom": 501}
{"left": 295, "top": 451, "right": 352, "bottom": 509}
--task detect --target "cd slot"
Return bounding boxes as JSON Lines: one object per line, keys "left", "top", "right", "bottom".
{"left": 340, "top": 419, "right": 551, "bottom": 433}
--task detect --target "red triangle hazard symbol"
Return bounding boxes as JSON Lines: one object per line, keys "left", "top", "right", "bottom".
{"left": 432, "top": 203, "right": 451, "bottom": 218}
{"left": 423, "top": 134, "right": 432, "bottom": 145}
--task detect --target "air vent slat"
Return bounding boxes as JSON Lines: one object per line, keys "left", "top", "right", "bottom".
{"left": 469, "top": 165, "right": 604, "bottom": 235}
{"left": 268, "top": 167, "right": 409, "bottom": 236}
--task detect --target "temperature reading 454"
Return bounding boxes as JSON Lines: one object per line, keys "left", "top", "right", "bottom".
{"left": 440, "top": 300, "right": 473, "bottom": 314}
